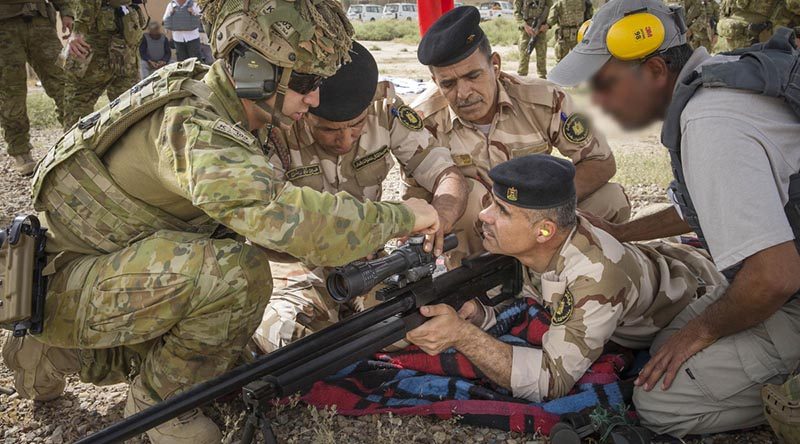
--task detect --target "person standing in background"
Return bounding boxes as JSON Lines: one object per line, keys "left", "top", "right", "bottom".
{"left": 139, "top": 22, "right": 172, "bottom": 78}
{"left": 163, "top": 0, "right": 203, "bottom": 61}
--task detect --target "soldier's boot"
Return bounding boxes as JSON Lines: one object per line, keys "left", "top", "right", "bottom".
{"left": 763, "top": 372, "right": 800, "bottom": 444}
{"left": 2, "top": 335, "right": 80, "bottom": 401}
{"left": 125, "top": 376, "right": 222, "bottom": 444}
{"left": 11, "top": 153, "right": 36, "bottom": 176}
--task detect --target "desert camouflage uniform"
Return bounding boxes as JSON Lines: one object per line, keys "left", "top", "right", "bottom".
{"left": 681, "top": 0, "right": 719, "bottom": 50}
{"left": 494, "top": 216, "right": 726, "bottom": 401}
{"left": 253, "top": 81, "right": 454, "bottom": 352}
{"left": 0, "top": 0, "right": 72, "bottom": 156}
{"left": 3, "top": 60, "right": 415, "bottom": 402}
{"left": 409, "top": 73, "right": 631, "bottom": 267}
{"left": 62, "top": 0, "right": 143, "bottom": 128}
{"left": 515, "top": 0, "right": 551, "bottom": 78}
{"left": 714, "top": 0, "right": 785, "bottom": 52}
{"left": 548, "top": 0, "right": 590, "bottom": 62}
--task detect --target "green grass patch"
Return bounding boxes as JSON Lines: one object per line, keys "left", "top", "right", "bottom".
{"left": 354, "top": 18, "right": 522, "bottom": 46}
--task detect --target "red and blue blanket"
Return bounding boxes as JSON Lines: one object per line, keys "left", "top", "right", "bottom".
{"left": 301, "top": 299, "right": 635, "bottom": 435}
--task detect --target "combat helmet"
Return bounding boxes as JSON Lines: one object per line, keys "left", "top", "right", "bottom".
{"left": 198, "top": 0, "right": 354, "bottom": 125}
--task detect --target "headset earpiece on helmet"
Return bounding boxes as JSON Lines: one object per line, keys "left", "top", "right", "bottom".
{"left": 231, "top": 45, "right": 279, "bottom": 100}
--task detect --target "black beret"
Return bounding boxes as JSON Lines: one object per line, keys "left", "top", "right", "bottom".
{"left": 489, "top": 155, "right": 576, "bottom": 209}
{"left": 418, "top": 6, "right": 486, "bottom": 67}
{"left": 310, "top": 41, "right": 378, "bottom": 122}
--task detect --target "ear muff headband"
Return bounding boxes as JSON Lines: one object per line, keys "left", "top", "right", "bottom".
{"left": 577, "top": 19, "right": 592, "bottom": 43}
{"left": 606, "top": 12, "right": 666, "bottom": 61}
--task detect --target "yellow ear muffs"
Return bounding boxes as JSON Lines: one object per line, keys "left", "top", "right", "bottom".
{"left": 606, "top": 12, "right": 666, "bottom": 61}
{"left": 577, "top": 20, "right": 592, "bottom": 43}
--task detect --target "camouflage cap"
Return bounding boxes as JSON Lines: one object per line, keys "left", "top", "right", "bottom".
{"left": 199, "top": 0, "right": 354, "bottom": 77}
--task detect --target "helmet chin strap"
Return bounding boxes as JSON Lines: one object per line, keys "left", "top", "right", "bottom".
{"left": 255, "top": 67, "right": 295, "bottom": 128}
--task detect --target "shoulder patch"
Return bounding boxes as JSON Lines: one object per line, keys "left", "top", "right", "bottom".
{"left": 286, "top": 164, "right": 321, "bottom": 181}
{"left": 393, "top": 105, "right": 424, "bottom": 131}
{"left": 212, "top": 120, "right": 256, "bottom": 146}
{"left": 551, "top": 288, "right": 574, "bottom": 326}
{"left": 353, "top": 145, "right": 390, "bottom": 171}
{"left": 562, "top": 113, "right": 591, "bottom": 144}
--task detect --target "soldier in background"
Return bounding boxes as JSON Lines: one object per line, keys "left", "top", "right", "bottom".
{"left": 0, "top": 0, "right": 73, "bottom": 175}
{"left": 681, "top": 0, "right": 719, "bottom": 50}
{"left": 61, "top": 0, "right": 146, "bottom": 128}
{"left": 714, "top": 0, "right": 785, "bottom": 52}
{"left": 253, "top": 42, "right": 467, "bottom": 353}
{"left": 405, "top": 155, "right": 725, "bottom": 403}
{"left": 515, "top": 0, "right": 551, "bottom": 78}
{"left": 548, "top": 0, "right": 592, "bottom": 62}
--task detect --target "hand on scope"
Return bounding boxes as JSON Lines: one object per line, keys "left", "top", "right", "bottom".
{"left": 403, "top": 198, "right": 440, "bottom": 253}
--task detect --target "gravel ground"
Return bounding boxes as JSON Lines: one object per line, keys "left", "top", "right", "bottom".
{"left": 0, "top": 49, "right": 781, "bottom": 443}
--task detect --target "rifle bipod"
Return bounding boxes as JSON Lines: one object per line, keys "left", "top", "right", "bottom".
{"left": 240, "top": 379, "right": 279, "bottom": 444}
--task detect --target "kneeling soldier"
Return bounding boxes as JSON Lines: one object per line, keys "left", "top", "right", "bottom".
{"left": 252, "top": 42, "right": 468, "bottom": 353}
{"left": 405, "top": 155, "right": 725, "bottom": 402}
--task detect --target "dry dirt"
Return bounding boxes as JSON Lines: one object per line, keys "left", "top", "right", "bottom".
{"left": 0, "top": 42, "right": 780, "bottom": 443}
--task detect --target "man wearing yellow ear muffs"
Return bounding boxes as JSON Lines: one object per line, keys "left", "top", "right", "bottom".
{"left": 547, "top": 0, "right": 800, "bottom": 438}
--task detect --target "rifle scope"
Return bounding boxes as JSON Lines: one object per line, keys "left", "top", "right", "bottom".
{"left": 326, "top": 234, "right": 458, "bottom": 303}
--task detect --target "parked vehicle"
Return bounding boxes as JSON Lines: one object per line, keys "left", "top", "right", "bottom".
{"left": 479, "top": 1, "right": 513, "bottom": 20}
{"left": 382, "top": 3, "right": 417, "bottom": 20}
{"left": 347, "top": 4, "right": 382, "bottom": 21}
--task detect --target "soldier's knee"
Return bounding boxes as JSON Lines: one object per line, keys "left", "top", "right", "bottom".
{"left": 208, "top": 239, "right": 273, "bottom": 327}
{"left": 633, "top": 386, "right": 691, "bottom": 436}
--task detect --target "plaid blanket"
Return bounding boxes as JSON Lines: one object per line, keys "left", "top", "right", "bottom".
{"left": 302, "top": 299, "right": 634, "bottom": 434}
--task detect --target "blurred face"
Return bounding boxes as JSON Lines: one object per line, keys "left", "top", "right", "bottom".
{"left": 149, "top": 26, "right": 162, "bottom": 37}
{"left": 478, "top": 194, "right": 540, "bottom": 258}
{"left": 307, "top": 109, "right": 369, "bottom": 156}
{"left": 589, "top": 57, "right": 674, "bottom": 129}
{"left": 431, "top": 49, "right": 501, "bottom": 125}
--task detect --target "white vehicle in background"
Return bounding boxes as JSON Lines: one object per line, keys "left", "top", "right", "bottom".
{"left": 347, "top": 4, "right": 382, "bottom": 21}
{"left": 382, "top": 3, "right": 417, "bottom": 20}
{"left": 479, "top": 1, "right": 514, "bottom": 20}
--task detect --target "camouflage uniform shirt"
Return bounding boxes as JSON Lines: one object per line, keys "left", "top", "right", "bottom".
{"left": 271, "top": 81, "right": 455, "bottom": 198}
{"left": 482, "top": 216, "right": 726, "bottom": 401}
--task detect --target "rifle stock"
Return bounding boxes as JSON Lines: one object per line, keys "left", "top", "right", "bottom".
{"left": 77, "top": 253, "right": 523, "bottom": 443}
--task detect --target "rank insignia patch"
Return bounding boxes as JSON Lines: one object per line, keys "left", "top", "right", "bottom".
{"left": 563, "top": 113, "right": 591, "bottom": 144}
{"left": 551, "top": 289, "right": 574, "bottom": 325}
{"left": 506, "top": 187, "right": 518, "bottom": 201}
{"left": 395, "top": 105, "right": 423, "bottom": 131}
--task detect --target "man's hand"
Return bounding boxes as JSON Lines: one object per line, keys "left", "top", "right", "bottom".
{"left": 524, "top": 24, "right": 535, "bottom": 36}
{"left": 61, "top": 16, "right": 73, "bottom": 35}
{"left": 429, "top": 167, "right": 468, "bottom": 256}
{"left": 635, "top": 320, "right": 716, "bottom": 391}
{"left": 538, "top": 23, "right": 549, "bottom": 33}
{"left": 458, "top": 300, "right": 486, "bottom": 327}
{"left": 404, "top": 198, "right": 441, "bottom": 250}
{"left": 67, "top": 34, "right": 92, "bottom": 59}
{"left": 405, "top": 304, "right": 470, "bottom": 355}
{"left": 578, "top": 210, "right": 627, "bottom": 241}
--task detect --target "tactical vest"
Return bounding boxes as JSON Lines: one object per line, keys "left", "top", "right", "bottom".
{"left": 523, "top": 0, "right": 548, "bottom": 24}
{"left": 662, "top": 28, "right": 800, "bottom": 255}
{"left": 32, "top": 60, "right": 223, "bottom": 255}
{"left": 163, "top": 0, "right": 202, "bottom": 32}
{"left": 143, "top": 34, "right": 168, "bottom": 62}
{"left": 555, "top": 0, "right": 587, "bottom": 28}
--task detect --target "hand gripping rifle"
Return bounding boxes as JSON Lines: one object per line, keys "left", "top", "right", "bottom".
{"left": 78, "top": 234, "right": 523, "bottom": 444}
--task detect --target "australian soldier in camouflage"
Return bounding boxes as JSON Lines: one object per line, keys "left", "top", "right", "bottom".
{"left": 413, "top": 11, "right": 630, "bottom": 267}
{"left": 253, "top": 43, "right": 466, "bottom": 353}
{"left": 681, "top": 0, "right": 719, "bottom": 50}
{"left": 0, "top": 0, "right": 73, "bottom": 175}
{"left": 405, "top": 155, "right": 726, "bottom": 402}
{"left": 1, "top": 1, "right": 440, "bottom": 442}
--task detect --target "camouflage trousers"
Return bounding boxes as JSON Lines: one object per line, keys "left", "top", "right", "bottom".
{"left": 518, "top": 29, "right": 548, "bottom": 78}
{"left": 4, "top": 230, "right": 272, "bottom": 401}
{"left": 442, "top": 178, "right": 631, "bottom": 268}
{"left": 252, "top": 261, "right": 376, "bottom": 354}
{"left": 0, "top": 15, "right": 66, "bottom": 155}
{"left": 634, "top": 290, "right": 800, "bottom": 437}
{"left": 553, "top": 26, "right": 579, "bottom": 62}
{"left": 62, "top": 39, "right": 139, "bottom": 128}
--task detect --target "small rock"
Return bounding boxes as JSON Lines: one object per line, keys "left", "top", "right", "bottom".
{"left": 433, "top": 431, "right": 447, "bottom": 444}
{"left": 50, "top": 426, "right": 63, "bottom": 444}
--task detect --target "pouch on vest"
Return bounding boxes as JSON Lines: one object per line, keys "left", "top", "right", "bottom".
{"left": 122, "top": 5, "right": 146, "bottom": 46}
{"left": 0, "top": 215, "right": 48, "bottom": 338}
